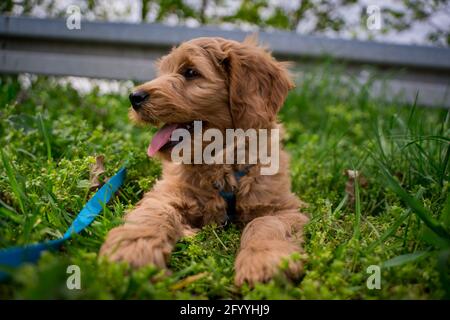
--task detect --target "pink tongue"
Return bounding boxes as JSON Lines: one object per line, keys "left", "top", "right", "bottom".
{"left": 147, "top": 123, "right": 179, "bottom": 157}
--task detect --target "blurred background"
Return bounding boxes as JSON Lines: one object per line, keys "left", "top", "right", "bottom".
{"left": 2, "top": 0, "right": 450, "bottom": 46}
{"left": 1, "top": 0, "right": 449, "bottom": 106}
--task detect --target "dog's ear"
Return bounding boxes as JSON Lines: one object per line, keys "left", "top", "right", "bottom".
{"left": 221, "top": 37, "right": 295, "bottom": 129}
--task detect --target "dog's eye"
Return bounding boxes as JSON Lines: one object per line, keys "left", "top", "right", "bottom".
{"left": 182, "top": 68, "right": 200, "bottom": 79}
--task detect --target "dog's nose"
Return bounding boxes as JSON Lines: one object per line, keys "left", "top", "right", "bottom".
{"left": 129, "top": 90, "right": 149, "bottom": 110}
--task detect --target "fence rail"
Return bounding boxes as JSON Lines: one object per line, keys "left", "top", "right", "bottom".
{"left": 0, "top": 15, "right": 449, "bottom": 108}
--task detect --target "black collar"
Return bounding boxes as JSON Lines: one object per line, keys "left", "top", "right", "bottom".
{"left": 216, "top": 167, "right": 251, "bottom": 225}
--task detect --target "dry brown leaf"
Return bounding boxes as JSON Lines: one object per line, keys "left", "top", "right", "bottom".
{"left": 89, "top": 155, "right": 106, "bottom": 190}
{"left": 344, "top": 169, "right": 368, "bottom": 206}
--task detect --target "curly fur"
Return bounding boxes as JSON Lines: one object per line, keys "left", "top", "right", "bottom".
{"left": 100, "top": 36, "right": 309, "bottom": 286}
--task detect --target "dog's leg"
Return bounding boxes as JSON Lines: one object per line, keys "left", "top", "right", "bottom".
{"left": 99, "top": 195, "right": 187, "bottom": 269}
{"left": 234, "top": 211, "right": 309, "bottom": 286}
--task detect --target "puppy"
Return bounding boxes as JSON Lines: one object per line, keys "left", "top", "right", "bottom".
{"left": 100, "top": 37, "right": 309, "bottom": 286}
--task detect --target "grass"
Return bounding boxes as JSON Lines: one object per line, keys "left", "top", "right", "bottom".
{"left": 0, "top": 67, "right": 449, "bottom": 299}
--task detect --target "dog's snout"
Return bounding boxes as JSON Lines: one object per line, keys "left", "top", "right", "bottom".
{"left": 129, "top": 90, "right": 149, "bottom": 110}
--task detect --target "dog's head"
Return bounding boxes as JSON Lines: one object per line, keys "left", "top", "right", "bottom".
{"left": 129, "top": 36, "right": 294, "bottom": 157}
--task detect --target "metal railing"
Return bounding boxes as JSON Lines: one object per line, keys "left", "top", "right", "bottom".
{"left": 1, "top": 15, "right": 449, "bottom": 107}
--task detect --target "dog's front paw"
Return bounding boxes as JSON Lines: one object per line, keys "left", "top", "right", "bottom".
{"left": 99, "top": 225, "right": 172, "bottom": 269}
{"left": 234, "top": 240, "right": 303, "bottom": 287}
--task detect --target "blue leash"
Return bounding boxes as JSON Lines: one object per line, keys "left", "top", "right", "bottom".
{"left": 0, "top": 167, "right": 127, "bottom": 281}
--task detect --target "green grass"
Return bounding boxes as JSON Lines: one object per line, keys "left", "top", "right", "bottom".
{"left": 0, "top": 68, "right": 449, "bottom": 299}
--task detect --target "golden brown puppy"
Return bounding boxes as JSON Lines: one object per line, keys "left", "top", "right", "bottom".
{"left": 100, "top": 36, "right": 309, "bottom": 286}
